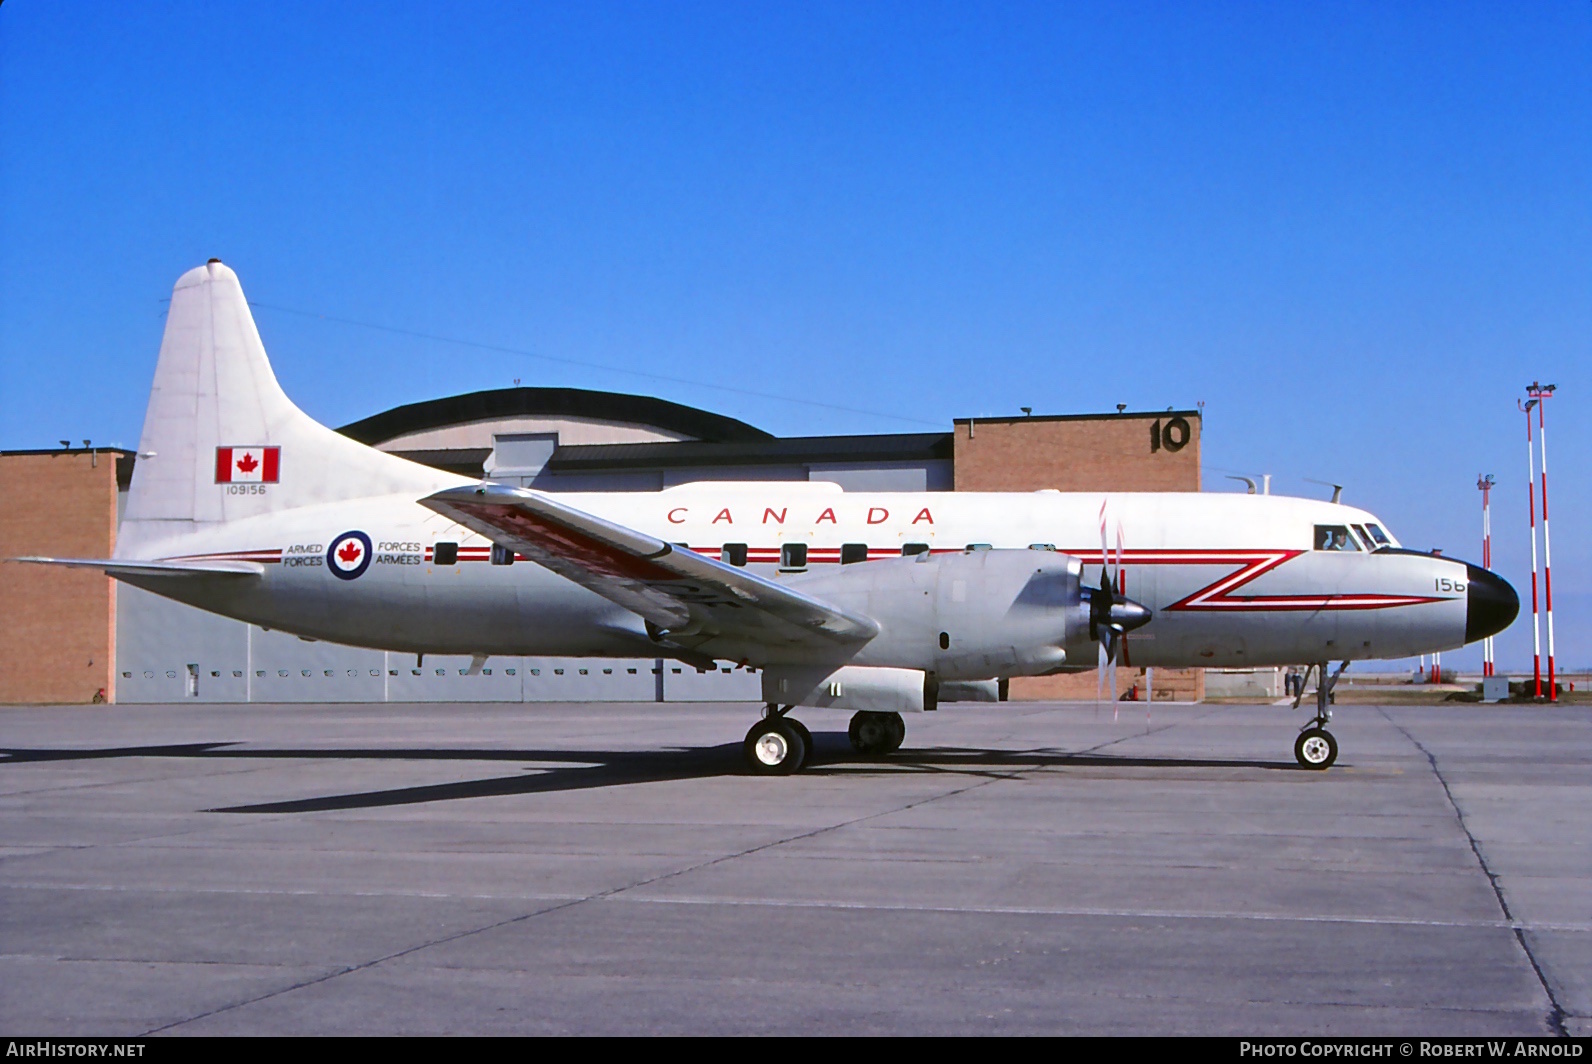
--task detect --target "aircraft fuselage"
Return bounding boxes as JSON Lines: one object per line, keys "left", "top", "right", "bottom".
{"left": 123, "top": 483, "right": 1494, "bottom": 673}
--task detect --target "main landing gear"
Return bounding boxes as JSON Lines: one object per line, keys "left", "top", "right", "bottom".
{"left": 848, "top": 711, "right": 905, "bottom": 757}
{"left": 1292, "top": 660, "right": 1345, "bottom": 770}
{"left": 742, "top": 706, "right": 908, "bottom": 774}
{"left": 744, "top": 705, "right": 813, "bottom": 775}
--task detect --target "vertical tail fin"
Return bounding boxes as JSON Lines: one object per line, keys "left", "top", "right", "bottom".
{"left": 118, "top": 260, "right": 459, "bottom": 554}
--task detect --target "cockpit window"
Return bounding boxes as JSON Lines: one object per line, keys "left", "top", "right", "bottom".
{"left": 1363, "top": 523, "right": 1392, "bottom": 547}
{"left": 1314, "top": 524, "right": 1359, "bottom": 552}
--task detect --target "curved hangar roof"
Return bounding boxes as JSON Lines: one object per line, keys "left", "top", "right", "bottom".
{"left": 338, "top": 387, "right": 773, "bottom": 452}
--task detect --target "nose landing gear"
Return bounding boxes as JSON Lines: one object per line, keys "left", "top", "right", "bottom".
{"left": 1292, "top": 660, "right": 1345, "bottom": 769}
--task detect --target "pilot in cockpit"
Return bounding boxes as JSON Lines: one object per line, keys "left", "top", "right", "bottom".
{"left": 1314, "top": 525, "right": 1357, "bottom": 552}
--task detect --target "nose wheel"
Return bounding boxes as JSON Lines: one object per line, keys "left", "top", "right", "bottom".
{"left": 1294, "top": 727, "right": 1338, "bottom": 769}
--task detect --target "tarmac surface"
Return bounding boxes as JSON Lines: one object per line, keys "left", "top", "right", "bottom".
{"left": 0, "top": 699, "right": 1586, "bottom": 1036}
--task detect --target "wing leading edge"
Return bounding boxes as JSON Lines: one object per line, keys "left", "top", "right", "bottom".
{"left": 421, "top": 483, "right": 879, "bottom": 659}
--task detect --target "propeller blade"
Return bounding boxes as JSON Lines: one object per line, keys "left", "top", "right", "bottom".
{"left": 1096, "top": 638, "right": 1108, "bottom": 706}
{"left": 1088, "top": 569, "right": 1115, "bottom": 641}
{"left": 1114, "top": 520, "right": 1125, "bottom": 595}
{"left": 1109, "top": 636, "right": 1119, "bottom": 718}
{"left": 1114, "top": 520, "right": 1130, "bottom": 665}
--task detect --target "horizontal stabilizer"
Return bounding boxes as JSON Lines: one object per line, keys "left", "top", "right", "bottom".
{"left": 421, "top": 483, "right": 879, "bottom": 656}
{"left": 13, "top": 556, "right": 263, "bottom": 578}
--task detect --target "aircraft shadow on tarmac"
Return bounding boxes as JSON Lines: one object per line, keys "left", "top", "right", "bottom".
{"left": 0, "top": 736, "right": 1302, "bottom": 814}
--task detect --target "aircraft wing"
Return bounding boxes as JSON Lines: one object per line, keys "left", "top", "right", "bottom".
{"left": 12, "top": 557, "right": 264, "bottom": 577}
{"left": 421, "top": 483, "right": 880, "bottom": 657}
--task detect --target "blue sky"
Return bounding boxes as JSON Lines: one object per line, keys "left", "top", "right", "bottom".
{"left": 2, "top": 2, "right": 1588, "bottom": 673}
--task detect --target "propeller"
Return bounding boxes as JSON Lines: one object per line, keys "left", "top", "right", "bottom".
{"left": 1088, "top": 506, "right": 1152, "bottom": 713}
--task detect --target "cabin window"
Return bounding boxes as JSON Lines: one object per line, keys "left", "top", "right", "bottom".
{"left": 841, "top": 543, "right": 868, "bottom": 565}
{"left": 781, "top": 543, "right": 808, "bottom": 569}
{"left": 1314, "top": 525, "right": 1359, "bottom": 552}
{"left": 901, "top": 543, "right": 929, "bottom": 557}
{"left": 490, "top": 543, "right": 515, "bottom": 566}
{"left": 1028, "top": 543, "right": 1057, "bottom": 551}
{"left": 433, "top": 541, "right": 458, "bottom": 565}
{"left": 965, "top": 543, "right": 992, "bottom": 552}
{"left": 722, "top": 543, "right": 748, "bottom": 567}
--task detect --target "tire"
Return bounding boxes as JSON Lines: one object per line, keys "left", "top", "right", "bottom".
{"left": 745, "top": 718, "right": 807, "bottom": 775}
{"left": 883, "top": 712, "right": 906, "bottom": 754}
{"left": 789, "top": 719, "right": 814, "bottom": 761}
{"left": 848, "top": 712, "right": 895, "bottom": 756}
{"left": 1294, "top": 727, "right": 1338, "bottom": 770}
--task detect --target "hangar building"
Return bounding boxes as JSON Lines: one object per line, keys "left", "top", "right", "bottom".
{"left": 0, "top": 388, "right": 1203, "bottom": 704}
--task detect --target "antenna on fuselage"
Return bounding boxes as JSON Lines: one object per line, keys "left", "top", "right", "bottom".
{"left": 1304, "top": 478, "right": 1344, "bottom": 504}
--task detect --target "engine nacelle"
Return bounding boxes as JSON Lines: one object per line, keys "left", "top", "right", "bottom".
{"left": 785, "top": 548, "right": 1089, "bottom": 680}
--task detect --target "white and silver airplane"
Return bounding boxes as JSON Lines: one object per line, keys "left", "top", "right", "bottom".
{"left": 23, "top": 261, "right": 1518, "bottom": 773}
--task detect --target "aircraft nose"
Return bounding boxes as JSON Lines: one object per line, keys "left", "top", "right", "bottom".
{"left": 1466, "top": 565, "right": 1519, "bottom": 644}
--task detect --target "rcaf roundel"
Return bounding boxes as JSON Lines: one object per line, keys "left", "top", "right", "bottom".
{"left": 326, "top": 530, "right": 373, "bottom": 581}
{"left": 215, "top": 446, "right": 279, "bottom": 483}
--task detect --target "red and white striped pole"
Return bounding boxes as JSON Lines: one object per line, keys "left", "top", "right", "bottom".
{"left": 1520, "top": 398, "right": 1542, "bottom": 698}
{"left": 1478, "top": 474, "right": 1494, "bottom": 677}
{"left": 1528, "top": 382, "right": 1557, "bottom": 701}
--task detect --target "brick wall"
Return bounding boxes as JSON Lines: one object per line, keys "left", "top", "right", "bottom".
{"left": 1010, "top": 668, "right": 1204, "bottom": 703}
{"left": 0, "top": 452, "right": 120, "bottom": 704}
{"left": 952, "top": 411, "right": 1200, "bottom": 492}
{"left": 952, "top": 412, "right": 1204, "bottom": 701}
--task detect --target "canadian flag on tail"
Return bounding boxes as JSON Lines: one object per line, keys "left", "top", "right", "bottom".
{"left": 215, "top": 446, "right": 280, "bottom": 483}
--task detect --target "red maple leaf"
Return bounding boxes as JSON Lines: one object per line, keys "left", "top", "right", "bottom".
{"left": 337, "top": 540, "right": 362, "bottom": 563}
{"left": 236, "top": 452, "right": 258, "bottom": 473}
